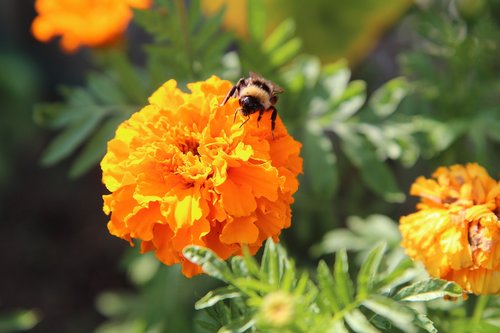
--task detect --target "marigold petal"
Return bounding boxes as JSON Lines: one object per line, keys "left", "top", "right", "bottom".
{"left": 217, "top": 179, "right": 257, "bottom": 217}
{"left": 220, "top": 216, "right": 259, "bottom": 244}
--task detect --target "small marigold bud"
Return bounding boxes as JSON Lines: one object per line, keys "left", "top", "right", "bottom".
{"left": 258, "top": 291, "right": 295, "bottom": 328}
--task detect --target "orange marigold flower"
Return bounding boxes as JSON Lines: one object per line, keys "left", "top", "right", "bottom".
{"left": 101, "top": 76, "right": 303, "bottom": 277}
{"left": 31, "top": 0, "right": 152, "bottom": 52}
{"left": 400, "top": 163, "right": 500, "bottom": 294}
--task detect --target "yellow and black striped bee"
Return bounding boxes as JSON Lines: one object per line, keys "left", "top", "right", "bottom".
{"left": 221, "top": 72, "right": 284, "bottom": 137}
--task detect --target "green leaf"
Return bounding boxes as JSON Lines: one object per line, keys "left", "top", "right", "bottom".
{"left": 339, "top": 130, "right": 404, "bottom": 202}
{"left": 411, "top": 310, "right": 437, "bottom": 333}
{"left": 260, "top": 239, "right": 279, "bottom": 287}
{"left": 302, "top": 121, "right": 338, "bottom": 197}
{"left": 183, "top": 246, "right": 232, "bottom": 282}
{"left": 195, "top": 286, "right": 241, "bottom": 310}
{"left": 230, "top": 256, "right": 249, "bottom": 277}
{"left": 68, "top": 115, "right": 126, "bottom": 178}
{"left": 344, "top": 309, "right": 381, "bottom": 333}
{"left": 247, "top": 0, "right": 266, "bottom": 41}
{"left": 263, "top": 19, "right": 296, "bottom": 53}
{"left": 362, "top": 295, "right": 416, "bottom": 333}
{"left": 369, "top": 77, "right": 408, "bottom": 118}
{"left": 334, "top": 249, "right": 354, "bottom": 307}
{"left": 316, "top": 260, "right": 340, "bottom": 312}
{"left": 329, "top": 320, "right": 350, "bottom": 333}
{"left": 321, "top": 59, "right": 351, "bottom": 101}
{"left": 394, "top": 278, "right": 463, "bottom": 301}
{"left": 40, "top": 111, "right": 104, "bottom": 167}
{"left": 374, "top": 257, "right": 416, "bottom": 291}
{"left": 33, "top": 103, "right": 70, "bottom": 129}
{"left": 329, "top": 80, "right": 366, "bottom": 123}
{"left": 356, "top": 243, "right": 386, "bottom": 298}
{"left": 269, "top": 37, "right": 302, "bottom": 67}
{"left": 220, "top": 315, "right": 255, "bottom": 333}
{"left": 87, "top": 72, "right": 127, "bottom": 105}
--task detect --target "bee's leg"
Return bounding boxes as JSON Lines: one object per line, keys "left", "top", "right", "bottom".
{"left": 220, "top": 78, "right": 244, "bottom": 106}
{"left": 256, "top": 107, "right": 265, "bottom": 127}
{"left": 239, "top": 115, "right": 251, "bottom": 127}
{"left": 233, "top": 107, "right": 241, "bottom": 123}
{"left": 270, "top": 106, "right": 278, "bottom": 139}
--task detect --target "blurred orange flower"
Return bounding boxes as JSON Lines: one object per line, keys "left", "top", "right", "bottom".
{"left": 400, "top": 163, "right": 500, "bottom": 294}
{"left": 101, "top": 76, "right": 302, "bottom": 277}
{"left": 31, "top": 0, "right": 152, "bottom": 52}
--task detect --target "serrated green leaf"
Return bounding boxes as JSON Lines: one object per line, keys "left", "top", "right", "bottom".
{"left": 303, "top": 121, "right": 338, "bottom": 197}
{"left": 69, "top": 115, "right": 126, "bottom": 178}
{"left": 344, "top": 309, "right": 381, "bottom": 333}
{"left": 260, "top": 239, "right": 279, "bottom": 287}
{"left": 247, "top": 0, "right": 266, "bottom": 41}
{"left": 356, "top": 243, "right": 386, "bottom": 297}
{"left": 40, "top": 111, "right": 104, "bottom": 167}
{"left": 369, "top": 77, "right": 408, "bottom": 118}
{"left": 316, "top": 260, "right": 340, "bottom": 312}
{"left": 195, "top": 286, "right": 241, "bottom": 310}
{"left": 280, "top": 260, "right": 296, "bottom": 292}
{"left": 183, "top": 246, "right": 232, "bottom": 282}
{"left": 334, "top": 249, "right": 354, "bottom": 307}
{"left": 412, "top": 310, "right": 437, "bottom": 333}
{"left": 394, "top": 278, "right": 463, "bottom": 301}
{"left": 362, "top": 295, "right": 416, "bottom": 333}
{"left": 230, "top": 256, "right": 249, "bottom": 277}
{"left": 293, "top": 272, "right": 310, "bottom": 296}
{"left": 232, "top": 278, "right": 273, "bottom": 295}
{"left": 33, "top": 103, "right": 70, "bottom": 129}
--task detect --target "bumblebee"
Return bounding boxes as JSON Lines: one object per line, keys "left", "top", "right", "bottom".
{"left": 221, "top": 72, "right": 284, "bottom": 137}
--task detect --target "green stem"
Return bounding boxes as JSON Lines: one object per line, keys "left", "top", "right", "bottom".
{"left": 471, "top": 295, "right": 490, "bottom": 329}
{"left": 174, "top": 0, "right": 194, "bottom": 79}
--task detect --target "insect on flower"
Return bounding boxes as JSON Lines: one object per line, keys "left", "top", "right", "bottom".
{"left": 220, "top": 72, "right": 284, "bottom": 138}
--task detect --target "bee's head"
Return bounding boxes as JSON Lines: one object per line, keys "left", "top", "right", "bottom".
{"left": 239, "top": 96, "right": 263, "bottom": 115}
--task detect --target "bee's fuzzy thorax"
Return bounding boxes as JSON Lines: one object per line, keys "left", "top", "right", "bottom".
{"left": 240, "top": 86, "right": 271, "bottom": 108}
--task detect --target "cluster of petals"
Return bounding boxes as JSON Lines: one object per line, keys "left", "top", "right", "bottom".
{"left": 31, "top": 0, "right": 151, "bottom": 52}
{"left": 101, "top": 76, "right": 302, "bottom": 277}
{"left": 400, "top": 163, "right": 500, "bottom": 294}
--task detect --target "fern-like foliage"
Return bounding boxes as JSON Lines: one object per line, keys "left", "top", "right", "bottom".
{"left": 183, "top": 240, "right": 465, "bottom": 333}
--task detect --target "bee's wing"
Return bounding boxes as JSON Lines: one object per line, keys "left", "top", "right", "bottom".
{"left": 270, "top": 83, "right": 284, "bottom": 95}
{"left": 249, "top": 72, "right": 284, "bottom": 95}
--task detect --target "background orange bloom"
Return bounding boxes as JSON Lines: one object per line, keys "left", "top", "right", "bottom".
{"left": 400, "top": 164, "right": 500, "bottom": 294}
{"left": 101, "top": 76, "right": 302, "bottom": 277}
{"left": 31, "top": 0, "right": 152, "bottom": 52}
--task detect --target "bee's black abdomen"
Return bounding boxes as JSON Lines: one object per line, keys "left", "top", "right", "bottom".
{"left": 239, "top": 96, "right": 264, "bottom": 115}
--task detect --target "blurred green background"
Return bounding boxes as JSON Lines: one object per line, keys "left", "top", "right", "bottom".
{"left": 1, "top": 0, "right": 500, "bottom": 332}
